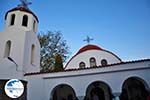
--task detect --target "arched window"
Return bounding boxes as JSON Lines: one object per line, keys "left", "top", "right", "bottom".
{"left": 90, "top": 57, "right": 96, "bottom": 67}
{"left": 4, "top": 40, "right": 11, "bottom": 58}
{"left": 10, "top": 14, "right": 15, "bottom": 25}
{"left": 22, "top": 15, "right": 28, "bottom": 27}
{"left": 79, "top": 62, "right": 86, "bottom": 68}
{"left": 33, "top": 20, "right": 36, "bottom": 31}
{"left": 101, "top": 59, "right": 108, "bottom": 66}
{"left": 31, "top": 44, "right": 35, "bottom": 65}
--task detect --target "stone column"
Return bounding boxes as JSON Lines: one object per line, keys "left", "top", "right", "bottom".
{"left": 77, "top": 95, "right": 85, "bottom": 100}
{"left": 112, "top": 92, "right": 120, "bottom": 100}
{"left": 113, "top": 96, "right": 120, "bottom": 100}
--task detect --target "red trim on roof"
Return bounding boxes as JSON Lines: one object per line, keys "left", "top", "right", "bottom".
{"left": 5, "top": 6, "right": 39, "bottom": 22}
{"left": 77, "top": 44, "right": 103, "bottom": 54}
{"left": 65, "top": 45, "right": 103, "bottom": 69}
{"left": 103, "top": 49, "right": 122, "bottom": 62}
{"left": 64, "top": 44, "right": 122, "bottom": 69}
{"left": 24, "top": 59, "right": 150, "bottom": 76}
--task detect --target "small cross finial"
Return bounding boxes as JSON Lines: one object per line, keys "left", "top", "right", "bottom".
{"left": 83, "top": 36, "right": 94, "bottom": 44}
{"left": 18, "top": 0, "right": 32, "bottom": 9}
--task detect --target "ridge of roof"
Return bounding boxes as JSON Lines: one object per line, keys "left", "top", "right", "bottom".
{"left": 24, "top": 59, "right": 150, "bottom": 76}
{"left": 5, "top": 6, "right": 39, "bottom": 22}
{"left": 77, "top": 44, "right": 103, "bottom": 55}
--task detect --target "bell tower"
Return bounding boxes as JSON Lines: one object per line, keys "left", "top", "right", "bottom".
{"left": 5, "top": 0, "right": 38, "bottom": 33}
{"left": 0, "top": 1, "right": 40, "bottom": 73}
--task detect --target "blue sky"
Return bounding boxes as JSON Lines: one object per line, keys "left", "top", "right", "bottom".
{"left": 0, "top": 0, "right": 150, "bottom": 61}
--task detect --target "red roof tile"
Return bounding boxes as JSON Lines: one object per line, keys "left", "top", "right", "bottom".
{"left": 77, "top": 44, "right": 103, "bottom": 55}
{"left": 24, "top": 59, "right": 150, "bottom": 76}
{"left": 5, "top": 6, "right": 39, "bottom": 22}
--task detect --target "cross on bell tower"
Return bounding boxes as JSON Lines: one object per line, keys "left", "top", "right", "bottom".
{"left": 83, "top": 36, "right": 94, "bottom": 44}
{"left": 18, "top": 0, "right": 32, "bottom": 9}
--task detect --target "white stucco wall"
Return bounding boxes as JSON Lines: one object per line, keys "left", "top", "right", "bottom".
{"left": 0, "top": 28, "right": 26, "bottom": 67}
{"left": 66, "top": 50, "right": 121, "bottom": 69}
{"left": 23, "top": 31, "right": 40, "bottom": 73}
{"left": 0, "top": 9, "right": 40, "bottom": 73}
{"left": 0, "top": 58, "right": 24, "bottom": 79}
{"left": 0, "top": 32, "right": 3, "bottom": 61}
{"left": 25, "top": 60, "right": 150, "bottom": 100}
{"left": 24, "top": 75, "right": 44, "bottom": 100}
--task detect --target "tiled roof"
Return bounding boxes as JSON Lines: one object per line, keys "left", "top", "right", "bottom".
{"left": 5, "top": 6, "right": 39, "bottom": 22}
{"left": 24, "top": 59, "right": 150, "bottom": 76}
{"left": 77, "top": 44, "right": 103, "bottom": 54}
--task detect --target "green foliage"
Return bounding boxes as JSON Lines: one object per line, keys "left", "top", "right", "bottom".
{"left": 53, "top": 54, "right": 64, "bottom": 71}
{"left": 38, "top": 31, "right": 70, "bottom": 72}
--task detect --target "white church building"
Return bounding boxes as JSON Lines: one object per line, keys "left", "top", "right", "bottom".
{"left": 0, "top": 2, "right": 150, "bottom": 100}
